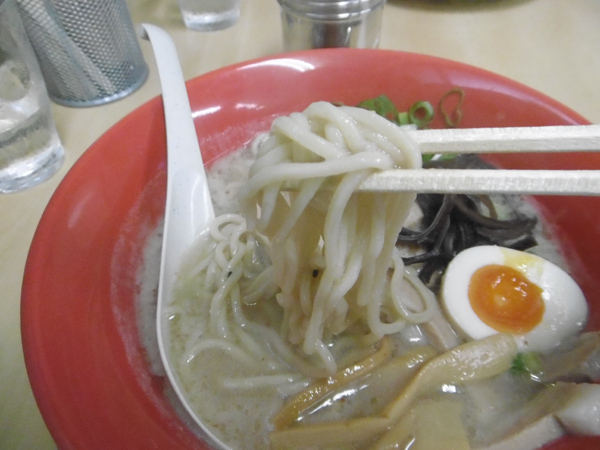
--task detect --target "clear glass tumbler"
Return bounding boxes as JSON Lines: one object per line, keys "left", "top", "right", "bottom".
{"left": 176, "top": 0, "right": 242, "bottom": 31}
{"left": 278, "top": 0, "right": 386, "bottom": 51}
{"left": 0, "top": 0, "right": 64, "bottom": 193}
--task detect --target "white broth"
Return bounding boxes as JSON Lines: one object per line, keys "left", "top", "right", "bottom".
{"left": 137, "top": 104, "right": 597, "bottom": 450}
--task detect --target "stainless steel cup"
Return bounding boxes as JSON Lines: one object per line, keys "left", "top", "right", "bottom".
{"left": 16, "top": 0, "right": 148, "bottom": 107}
{"left": 278, "top": 0, "right": 386, "bottom": 51}
{"left": 0, "top": 0, "right": 64, "bottom": 193}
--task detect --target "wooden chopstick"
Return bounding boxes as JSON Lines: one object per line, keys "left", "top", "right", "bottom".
{"left": 276, "top": 125, "right": 600, "bottom": 196}
{"left": 359, "top": 169, "right": 600, "bottom": 196}
{"left": 356, "top": 124, "right": 600, "bottom": 195}
{"left": 406, "top": 124, "right": 600, "bottom": 154}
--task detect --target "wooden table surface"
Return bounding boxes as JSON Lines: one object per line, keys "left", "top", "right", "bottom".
{"left": 1, "top": 0, "right": 598, "bottom": 448}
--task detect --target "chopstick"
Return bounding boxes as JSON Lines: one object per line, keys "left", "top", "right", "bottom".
{"left": 359, "top": 169, "right": 600, "bottom": 196}
{"left": 406, "top": 124, "right": 600, "bottom": 154}
{"left": 357, "top": 124, "right": 600, "bottom": 196}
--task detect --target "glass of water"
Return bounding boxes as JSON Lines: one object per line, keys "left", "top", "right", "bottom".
{"left": 176, "top": 0, "right": 241, "bottom": 31}
{"left": 0, "top": 0, "right": 64, "bottom": 193}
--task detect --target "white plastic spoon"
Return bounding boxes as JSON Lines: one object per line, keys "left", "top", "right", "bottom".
{"left": 139, "top": 23, "right": 217, "bottom": 440}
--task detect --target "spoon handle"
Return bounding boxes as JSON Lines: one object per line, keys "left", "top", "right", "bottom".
{"left": 140, "top": 23, "right": 214, "bottom": 266}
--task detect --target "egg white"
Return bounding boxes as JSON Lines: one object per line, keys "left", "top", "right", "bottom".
{"left": 441, "top": 245, "right": 588, "bottom": 352}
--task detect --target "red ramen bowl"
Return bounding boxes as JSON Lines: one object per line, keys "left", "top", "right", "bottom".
{"left": 22, "top": 49, "right": 599, "bottom": 449}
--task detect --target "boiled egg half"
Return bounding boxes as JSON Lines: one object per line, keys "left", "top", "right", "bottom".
{"left": 441, "top": 245, "right": 588, "bottom": 352}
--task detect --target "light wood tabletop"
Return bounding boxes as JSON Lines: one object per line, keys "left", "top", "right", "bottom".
{"left": 1, "top": 0, "right": 599, "bottom": 448}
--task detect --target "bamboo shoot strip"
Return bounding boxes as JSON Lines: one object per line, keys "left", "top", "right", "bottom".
{"left": 269, "top": 334, "right": 517, "bottom": 449}
{"left": 272, "top": 337, "right": 394, "bottom": 430}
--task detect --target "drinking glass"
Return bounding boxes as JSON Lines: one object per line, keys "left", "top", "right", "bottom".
{"left": 0, "top": 0, "right": 64, "bottom": 193}
{"left": 176, "top": 0, "right": 241, "bottom": 31}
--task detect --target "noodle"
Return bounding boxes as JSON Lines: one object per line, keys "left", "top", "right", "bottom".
{"left": 166, "top": 101, "right": 444, "bottom": 448}
{"left": 160, "top": 100, "right": 593, "bottom": 450}
{"left": 238, "top": 101, "right": 427, "bottom": 372}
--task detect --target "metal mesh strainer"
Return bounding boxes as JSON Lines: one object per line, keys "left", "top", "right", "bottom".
{"left": 16, "top": 0, "right": 148, "bottom": 107}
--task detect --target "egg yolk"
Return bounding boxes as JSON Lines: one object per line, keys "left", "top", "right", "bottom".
{"left": 468, "top": 264, "right": 545, "bottom": 334}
